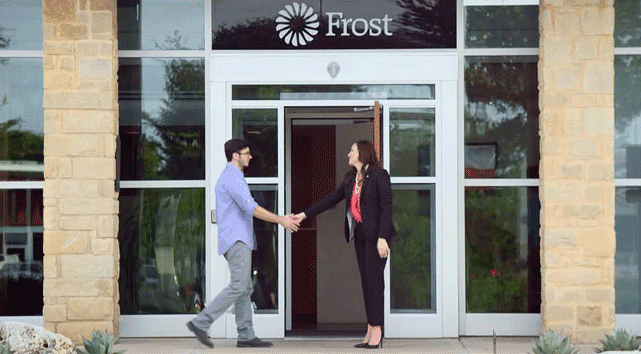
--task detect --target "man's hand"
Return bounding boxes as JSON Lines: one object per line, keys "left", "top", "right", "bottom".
{"left": 292, "top": 212, "right": 306, "bottom": 223}
{"left": 280, "top": 214, "right": 301, "bottom": 233}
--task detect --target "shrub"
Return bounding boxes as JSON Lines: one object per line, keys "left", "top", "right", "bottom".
{"left": 75, "top": 331, "right": 125, "bottom": 354}
{"left": 596, "top": 329, "right": 640, "bottom": 352}
{"left": 532, "top": 331, "right": 579, "bottom": 354}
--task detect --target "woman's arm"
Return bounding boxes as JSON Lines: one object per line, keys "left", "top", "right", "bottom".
{"left": 375, "top": 168, "right": 394, "bottom": 242}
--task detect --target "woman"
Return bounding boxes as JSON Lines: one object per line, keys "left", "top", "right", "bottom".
{"left": 296, "top": 140, "right": 396, "bottom": 349}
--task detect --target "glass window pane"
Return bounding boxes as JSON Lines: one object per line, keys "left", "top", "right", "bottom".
{"left": 118, "top": 0, "right": 205, "bottom": 50}
{"left": 119, "top": 58, "right": 205, "bottom": 180}
{"left": 249, "top": 185, "right": 279, "bottom": 313}
{"left": 232, "top": 109, "right": 277, "bottom": 178}
{"left": 118, "top": 188, "right": 205, "bottom": 315}
{"left": 213, "top": 0, "right": 456, "bottom": 50}
{"left": 465, "top": 6, "right": 538, "bottom": 48}
{"left": 390, "top": 108, "right": 435, "bottom": 177}
{"left": 465, "top": 186, "right": 540, "bottom": 313}
{"left": 0, "top": 0, "right": 42, "bottom": 50}
{"left": 615, "top": 56, "right": 641, "bottom": 178}
{"left": 615, "top": 187, "right": 641, "bottom": 314}
{"left": 465, "top": 56, "right": 540, "bottom": 179}
{"left": 232, "top": 85, "right": 435, "bottom": 101}
{"left": 0, "top": 189, "right": 44, "bottom": 316}
{"left": 391, "top": 185, "right": 436, "bottom": 313}
{"left": 0, "top": 58, "right": 44, "bottom": 181}
{"left": 615, "top": 0, "right": 641, "bottom": 48}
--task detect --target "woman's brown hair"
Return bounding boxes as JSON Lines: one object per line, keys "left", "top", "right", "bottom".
{"left": 345, "top": 140, "right": 380, "bottom": 180}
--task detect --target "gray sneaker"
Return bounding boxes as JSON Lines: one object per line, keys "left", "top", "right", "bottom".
{"left": 186, "top": 321, "right": 214, "bottom": 348}
{"left": 237, "top": 337, "right": 273, "bottom": 348}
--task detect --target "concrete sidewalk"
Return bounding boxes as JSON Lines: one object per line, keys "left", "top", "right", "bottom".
{"left": 116, "top": 337, "right": 599, "bottom": 353}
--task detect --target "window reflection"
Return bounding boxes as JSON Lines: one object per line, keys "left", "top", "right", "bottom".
{"left": 464, "top": 56, "right": 540, "bottom": 179}
{"left": 0, "top": 189, "right": 44, "bottom": 316}
{"left": 118, "top": 188, "right": 206, "bottom": 315}
{"left": 616, "top": 187, "right": 641, "bottom": 313}
{"left": 0, "top": 0, "right": 42, "bottom": 50}
{"left": 119, "top": 58, "right": 205, "bottom": 180}
{"left": 465, "top": 187, "right": 540, "bottom": 314}
{"left": 118, "top": 0, "right": 205, "bottom": 50}
{"left": 232, "top": 85, "right": 435, "bottom": 101}
{"left": 465, "top": 6, "right": 538, "bottom": 48}
{"left": 249, "top": 185, "right": 279, "bottom": 313}
{"left": 0, "top": 58, "right": 44, "bottom": 181}
{"left": 615, "top": 0, "right": 641, "bottom": 48}
{"left": 615, "top": 56, "right": 641, "bottom": 178}
{"left": 232, "top": 109, "right": 277, "bottom": 178}
{"left": 390, "top": 108, "right": 435, "bottom": 177}
{"left": 391, "top": 185, "right": 436, "bottom": 312}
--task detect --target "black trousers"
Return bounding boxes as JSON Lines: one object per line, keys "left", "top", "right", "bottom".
{"left": 354, "top": 223, "right": 387, "bottom": 327}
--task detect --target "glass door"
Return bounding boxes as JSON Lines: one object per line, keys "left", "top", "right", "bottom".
{"left": 210, "top": 52, "right": 459, "bottom": 338}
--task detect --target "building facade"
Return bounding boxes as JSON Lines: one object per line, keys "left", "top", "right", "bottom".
{"left": 0, "top": 0, "right": 638, "bottom": 344}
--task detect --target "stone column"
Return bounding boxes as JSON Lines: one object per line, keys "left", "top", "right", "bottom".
{"left": 539, "top": 0, "right": 615, "bottom": 343}
{"left": 42, "top": 0, "right": 119, "bottom": 344}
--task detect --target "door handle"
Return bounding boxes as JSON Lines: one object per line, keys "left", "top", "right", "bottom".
{"left": 211, "top": 209, "right": 216, "bottom": 224}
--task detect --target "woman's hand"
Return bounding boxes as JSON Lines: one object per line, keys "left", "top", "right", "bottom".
{"left": 377, "top": 238, "right": 389, "bottom": 258}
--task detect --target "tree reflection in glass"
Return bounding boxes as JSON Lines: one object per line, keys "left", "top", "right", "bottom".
{"left": 232, "top": 109, "right": 277, "bottom": 178}
{"left": 465, "top": 6, "right": 538, "bottom": 48}
{"left": 119, "top": 58, "right": 205, "bottom": 180}
{"left": 249, "top": 187, "right": 278, "bottom": 312}
{"left": 615, "top": 56, "right": 641, "bottom": 179}
{"left": 615, "top": 0, "right": 641, "bottom": 48}
{"left": 464, "top": 57, "right": 539, "bottom": 179}
{"left": 390, "top": 108, "right": 435, "bottom": 177}
{"left": 0, "top": 58, "right": 44, "bottom": 181}
{"left": 118, "top": 188, "right": 205, "bottom": 315}
{"left": 390, "top": 186, "right": 436, "bottom": 312}
{"left": 465, "top": 187, "right": 540, "bottom": 313}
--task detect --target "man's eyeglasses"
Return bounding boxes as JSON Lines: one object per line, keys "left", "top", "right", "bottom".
{"left": 237, "top": 151, "right": 252, "bottom": 156}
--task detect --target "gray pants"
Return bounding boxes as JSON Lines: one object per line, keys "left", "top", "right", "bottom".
{"left": 191, "top": 241, "right": 255, "bottom": 341}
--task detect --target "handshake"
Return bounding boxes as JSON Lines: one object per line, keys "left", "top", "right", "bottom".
{"left": 278, "top": 212, "right": 306, "bottom": 233}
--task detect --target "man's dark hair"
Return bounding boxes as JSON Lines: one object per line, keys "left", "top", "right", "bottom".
{"left": 224, "top": 139, "right": 250, "bottom": 162}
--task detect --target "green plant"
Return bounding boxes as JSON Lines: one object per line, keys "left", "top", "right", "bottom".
{"left": 0, "top": 344, "right": 11, "bottom": 354}
{"left": 75, "top": 331, "right": 125, "bottom": 354}
{"left": 532, "top": 331, "right": 579, "bottom": 354}
{"left": 596, "top": 329, "right": 641, "bottom": 352}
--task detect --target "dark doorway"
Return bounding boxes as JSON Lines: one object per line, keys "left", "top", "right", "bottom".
{"left": 288, "top": 107, "right": 375, "bottom": 336}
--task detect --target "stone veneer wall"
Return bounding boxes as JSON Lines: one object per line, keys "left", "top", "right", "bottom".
{"left": 41, "top": 0, "right": 119, "bottom": 344}
{"left": 539, "top": 0, "right": 615, "bottom": 343}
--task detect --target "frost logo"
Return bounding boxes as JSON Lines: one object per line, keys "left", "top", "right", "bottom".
{"left": 276, "top": 2, "right": 319, "bottom": 47}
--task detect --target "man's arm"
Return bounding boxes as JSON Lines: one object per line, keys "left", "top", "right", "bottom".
{"left": 253, "top": 205, "right": 300, "bottom": 232}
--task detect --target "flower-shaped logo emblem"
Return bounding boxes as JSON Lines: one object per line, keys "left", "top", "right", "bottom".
{"left": 276, "top": 2, "right": 319, "bottom": 47}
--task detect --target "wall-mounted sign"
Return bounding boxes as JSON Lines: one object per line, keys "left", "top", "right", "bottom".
{"left": 212, "top": 0, "right": 456, "bottom": 50}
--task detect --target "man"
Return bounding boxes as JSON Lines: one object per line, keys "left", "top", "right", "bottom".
{"left": 186, "top": 139, "right": 300, "bottom": 348}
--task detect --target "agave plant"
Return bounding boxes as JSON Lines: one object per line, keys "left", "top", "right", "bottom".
{"left": 75, "top": 331, "right": 125, "bottom": 354}
{"left": 532, "top": 331, "right": 579, "bottom": 354}
{"left": 596, "top": 329, "right": 641, "bottom": 353}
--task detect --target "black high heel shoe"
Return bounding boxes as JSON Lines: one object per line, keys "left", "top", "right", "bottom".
{"left": 354, "top": 342, "right": 369, "bottom": 348}
{"left": 365, "top": 336, "right": 383, "bottom": 349}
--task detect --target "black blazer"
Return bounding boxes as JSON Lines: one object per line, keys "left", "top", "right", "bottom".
{"left": 304, "top": 165, "right": 397, "bottom": 243}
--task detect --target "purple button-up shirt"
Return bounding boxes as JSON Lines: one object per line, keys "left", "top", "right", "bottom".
{"left": 216, "top": 163, "right": 258, "bottom": 255}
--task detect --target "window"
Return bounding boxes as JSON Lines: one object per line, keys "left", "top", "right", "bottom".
{"left": 463, "top": 3, "right": 540, "bottom": 314}
{"left": 614, "top": 0, "right": 641, "bottom": 314}
{"left": 0, "top": 0, "right": 44, "bottom": 317}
